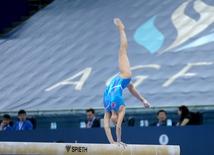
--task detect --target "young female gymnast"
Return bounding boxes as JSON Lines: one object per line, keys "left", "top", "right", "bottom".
{"left": 103, "top": 18, "right": 150, "bottom": 148}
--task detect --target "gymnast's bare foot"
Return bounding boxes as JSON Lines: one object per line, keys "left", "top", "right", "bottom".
{"left": 114, "top": 18, "right": 125, "bottom": 30}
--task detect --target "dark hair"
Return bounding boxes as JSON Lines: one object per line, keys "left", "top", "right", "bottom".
{"left": 86, "top": 108, "right": 95, "bottom": 114}
{"left": 18, "top": 110, "right": 26, "bottom": 115}
{"left": 179, "top": 105, "right": 190, "bottom": 121}
{"left": 157, "top": 110, "right": 166, "bottom": 115}
{"left": 3, "top": 114, "right": 11, "bottom": 120}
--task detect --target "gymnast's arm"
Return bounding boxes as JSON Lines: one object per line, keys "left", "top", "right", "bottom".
{"left": 127, "top": 82, "right": 150, "bottom": 108}
{"left": 104, "top": 110, "right": 115, "bottom": 144}
{"left": 116, "top": 108, "right": 125, "bottom": 143}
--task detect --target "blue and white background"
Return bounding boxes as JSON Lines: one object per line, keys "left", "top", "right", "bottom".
{"left": 0, "top": 0, "right": 214, "bottom": 110}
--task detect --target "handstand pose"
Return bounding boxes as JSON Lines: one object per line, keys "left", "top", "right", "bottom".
{"left": 103, "top": 18, "right": 150, "bottom": 148}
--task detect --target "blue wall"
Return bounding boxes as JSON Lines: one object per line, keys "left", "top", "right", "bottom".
{"left": 0, "top": 125, "right": 214, "bottom": 155}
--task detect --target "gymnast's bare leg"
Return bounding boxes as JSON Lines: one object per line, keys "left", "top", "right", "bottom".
{"left": 114, "top": 18, "right": 150, "bottom": 108}
{"left": 114, "top": 18, "right": 132, "bottom": 79}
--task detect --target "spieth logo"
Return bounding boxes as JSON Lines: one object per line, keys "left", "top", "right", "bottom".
{"left": 65, "top": 145, "right": 71, "bottom": 153}
{"left": 65, "top": 145, "right": 88, "bottom": 153}
{"left": 134, "top": 0, "right": 214, "bottom": 55}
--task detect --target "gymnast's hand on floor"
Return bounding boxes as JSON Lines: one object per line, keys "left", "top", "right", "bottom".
{"left": 141, "top": 98, "right": 150, "bottom": 109}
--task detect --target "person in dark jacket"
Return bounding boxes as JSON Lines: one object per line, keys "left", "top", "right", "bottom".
{"left": 86, "top": 108, "right": 100, "bottom": 128}
{"left": 176, "top": 106, "right": 194, "bottom": 126}
{"left": 151, "top": 110, "right": 167, "bottom": 126}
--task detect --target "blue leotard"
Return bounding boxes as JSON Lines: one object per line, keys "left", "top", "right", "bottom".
{"left": 103, "top": 73, "right": 131, "bottom": 114}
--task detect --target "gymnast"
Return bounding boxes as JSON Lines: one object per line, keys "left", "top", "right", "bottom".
{"left": 103, "top": 18, "right": 150, "bottom": 148}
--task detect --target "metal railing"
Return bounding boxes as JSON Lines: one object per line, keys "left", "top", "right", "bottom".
{"left": 0, "top": 104, "right": 214, "bottom": 116}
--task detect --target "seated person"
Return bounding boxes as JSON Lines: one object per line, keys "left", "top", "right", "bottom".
{"left": 176, "top": 105, "right": 194, "bottom": 126}
{"left": 151, "top": 110, "right": 167, "bottom": 126}
{"left": 0, "top": 114, "right": 12, "bottom": 131}
{"left": 13, "top": 110, "right": 33, "bottom": 130}
{"left": 85, "top": 108, "right": 100, "bottom": 128}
